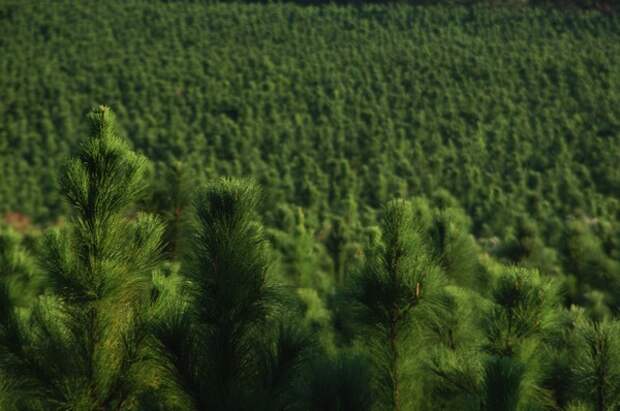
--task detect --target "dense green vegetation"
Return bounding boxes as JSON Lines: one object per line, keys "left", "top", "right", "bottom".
{"left": 1, "top": 1, "right": 619, "bottom": 311}
{"left": 1, "top": 106, "right": 619, "bottom": 410}
{"left": 0, "top": 1, "right": 619, "bottom": 408}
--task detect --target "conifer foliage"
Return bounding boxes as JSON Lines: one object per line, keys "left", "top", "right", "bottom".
{"left": 148, "top": 179, "right": 307, "bottom": 410}
{"left": 1, "top": 105, "right": 620, "bottom": 410}
{"left": 571, "top": 316, "right": 620, "bottom": 411}
{"left": 0, "top": 228, "right": 40, "bottom": 308}
{"left": 1, "top": 106, "right": 165, "bottom": 410}
{"left": 348, "top": 200, "right": 443, "bottom": 410}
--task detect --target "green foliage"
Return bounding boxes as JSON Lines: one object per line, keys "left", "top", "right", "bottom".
{"left": 0, "top": 0, "right": 619, "bottom": 407}
{"left": 564, "top": 219, "right": 620, "bottom": 309}
{"left": 571, "top": 315, "right": 620, "bottom": 411}
{"left": 0, "top": 104, "right": 618, "bottom": 408}
{"left": 478, "top": 268, "right": 561, "bottom": 410}
{"left": 144, "top": 160, "right": 195, "bottom": 259}
{"left": 0, "top": 228, "right": 41, "bottom": 309}
{"left": 0, "top": 106, "right": 165, "bottom": 410}
{"left": 0, "top": 2, "right": 618, "bottom": 311}
{"left": 347, "top": 199, "right": 444, "bottom": 410}
{"left": 147, "top": 178, "right": 311, "bottom": 410}
{"left": 426, "top": 268, "right": 564, "bottom": 410}
{"left": 292, "top": 351, "right": 375, "bottom": 411}
{"left": 482, "top": 268, "right": 561, "bottom": 357}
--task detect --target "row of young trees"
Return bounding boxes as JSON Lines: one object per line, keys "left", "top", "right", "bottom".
{"left": 2, "top": 107, "right": 619, "bottom": 410}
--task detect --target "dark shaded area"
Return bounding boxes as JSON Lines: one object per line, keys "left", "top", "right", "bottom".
{"left": 159, "top": 0, "right": 618, "bottom": 12}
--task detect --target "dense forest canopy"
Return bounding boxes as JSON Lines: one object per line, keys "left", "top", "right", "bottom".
{"left": 0, "top": 1, "right": 619, "bottom": 409}
{"left": 1, "top": 1, "right": 619, "bottom": 306}
{"left": 1, "top": 105, "right": 619, "bottom": 410}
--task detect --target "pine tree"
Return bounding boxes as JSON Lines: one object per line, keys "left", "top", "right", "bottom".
{"left": 480, "top": 267, "right": 563, "bottom": 411}
{"left": 347, "top": 199, "right": 443, "bottom": 411}
{"left": 3, "top": 105, "right": 166, "bottom": 410}
{"left": 571, "top": 315, "right": 620, "bottom": 411}
{"left": 149, "top": 179, "right": 308, "bottom": 410}
{"left": 428, "top": 267, "right": 563, "bottom": 410}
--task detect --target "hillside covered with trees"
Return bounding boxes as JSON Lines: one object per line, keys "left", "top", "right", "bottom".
{"left": 0, "top": 1, "right": 619, "bottom": 409}
{"left": 1, "top": 105, "right": 619, "bottom": 410}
